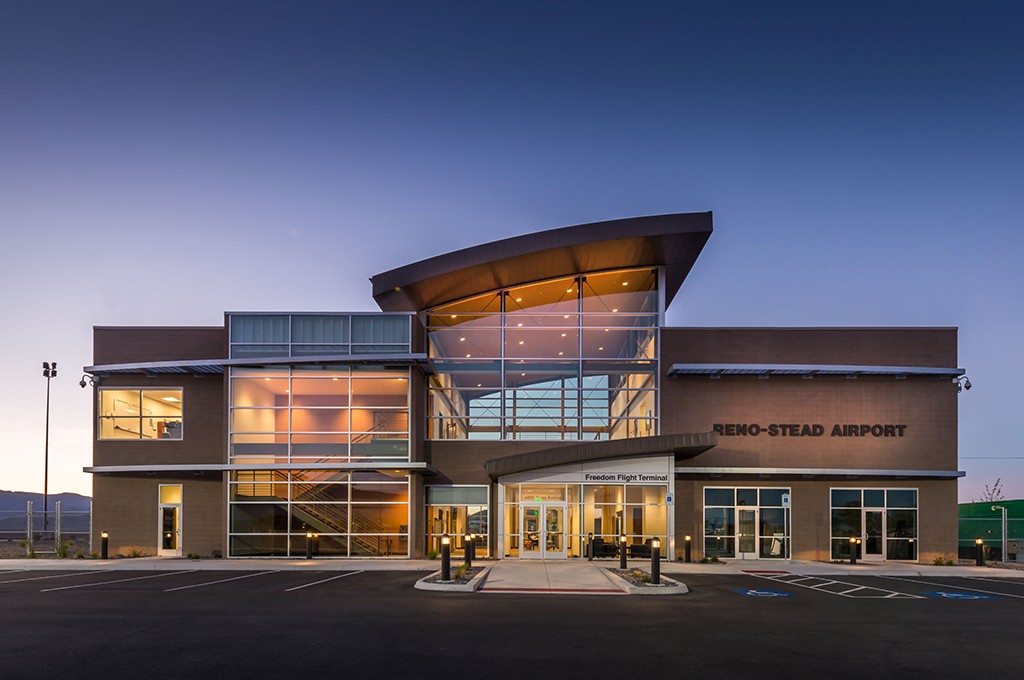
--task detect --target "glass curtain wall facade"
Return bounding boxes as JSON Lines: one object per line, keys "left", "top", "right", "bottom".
{"left": 427, "top": 268, "right": 660, "bottom": 441}
{"left": 227, "top": 365, "right": 411, "bottom": 557}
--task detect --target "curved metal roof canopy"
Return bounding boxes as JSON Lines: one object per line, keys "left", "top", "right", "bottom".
{"left": 371, "top": 212, "right": 713, "bottom": 312}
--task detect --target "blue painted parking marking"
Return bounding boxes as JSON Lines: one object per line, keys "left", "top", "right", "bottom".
{"left": 733, "top": 589, "right": 796, "bottom": 597}
{"left": 921, "top": 591, "right": 1001, "bottom": 601}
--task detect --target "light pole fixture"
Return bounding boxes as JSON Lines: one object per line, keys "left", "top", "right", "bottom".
{"left": 955, "top": 376, "right": 972, "bottom": 393}
{"left": 79, "top": 374, "right": 99, "bottom": 388}
{"left": 42, "top": 361, "right": 57, "bottom": 532}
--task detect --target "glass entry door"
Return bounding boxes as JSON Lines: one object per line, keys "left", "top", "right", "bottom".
{"left": 520, "top": 503, "right": 567, "bottom": 559}
{"left": 158, "top": 484, "right": 182, "bottom": 557}
{"left": 737, "top": 508, "right": 757, "bottom": 558}
{"left": 862, "top": 509, "right": 884, "bottom": 561}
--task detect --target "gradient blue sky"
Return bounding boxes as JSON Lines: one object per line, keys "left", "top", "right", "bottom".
{"left": 1, "top": 1, "right": 1020, "bottom": 500}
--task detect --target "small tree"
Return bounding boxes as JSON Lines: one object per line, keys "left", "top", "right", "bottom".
{"left": 976, "top": 478, "right": 1006, "bottom": 503}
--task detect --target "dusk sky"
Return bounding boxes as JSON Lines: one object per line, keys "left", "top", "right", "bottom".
{"left": 1, "top": 1, "right": 1020, "bottom": 501}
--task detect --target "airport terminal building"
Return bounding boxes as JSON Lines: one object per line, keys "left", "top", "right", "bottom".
{"left": 83, "top": 213, "right": 965, "bottom": 563}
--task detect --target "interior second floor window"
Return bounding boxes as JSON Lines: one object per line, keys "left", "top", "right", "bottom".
{"left": 98, "top": 388, "right": 183, "bottom": 440}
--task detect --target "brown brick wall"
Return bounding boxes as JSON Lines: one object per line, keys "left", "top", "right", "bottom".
{"left": 93, "top": 326, "right": 226, "bottom": 365}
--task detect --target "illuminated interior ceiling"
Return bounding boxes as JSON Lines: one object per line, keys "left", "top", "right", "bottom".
{"left": 370, "top": 212, "right": 713, "bottom": 313}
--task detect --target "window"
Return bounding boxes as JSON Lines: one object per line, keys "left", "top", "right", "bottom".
{"left": 426, "top": 486, "right": 489, "bottom": 557}
{"left": 703, "top": 487, "right": 791, "bottom": 559}
{"left": 98, "top": 388, "right": 183, "bottom": 440}
{"left": 829, "top": 488, "right": 918, "bottom": 561}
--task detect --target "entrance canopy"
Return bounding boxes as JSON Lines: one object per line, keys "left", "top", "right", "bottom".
{"left": 483, "top": 432, "right": 717, "bottom": 479}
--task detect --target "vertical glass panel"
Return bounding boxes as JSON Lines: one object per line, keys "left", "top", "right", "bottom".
{"left": 704, "top": 488, "right": 735, "bottom": 506}
{"left": 291, "top": 408, "right": 348, "bottom": 432}
{"left": 864, "top": 511, "right": 884, "bottom": 555}
{"left": 232, "top": 378, "right": 290, "bottom": 408}
{"left": 291, "top": 315, "right": 349, "bottom": 344}
{"left": 886, "top": 509, "right": 917, "bottom": 538}
{"left": 887, "top": 489, "right": 918, "bottom": 508}
{"left": 159, "top": 485, "right": 182, "bottom": 504}
{"left": 737, "top": 489, "right": 758, "bottom": 506}
{"left": 738, "top": 509, "right": 756, "bottom": 553}
{"left": 350, "top": 504, "right": 408, "bottom": 534}
{"left": 581, "top": 269, "right": 657, "bottom": 314}
{"left": 231, "top": 408, "right": 287, "bottom": 433}
{"left": 291, "top": 377, "right": 349, "bottom": 407}
{"left": 506, "top": 277, "right": 578, "bottom": 316}
{"left": 100, "top": 389, "right": 141, "bottom": 417}
{"left": 522, "top": 506, "right": 541, "bottom": 554}
{"left": 830, "top": 509, "right": 861, "bottom": 537}
{"left": 231, "top": 315, "right": 289, "bottom": 344}
{"left": 704, "top": 507, "right": 735, "bottom": 537}
{"left": 831, "top": 489, "right": 862, "bottom": 508}
{"left": 230, "top": 504, "right": 288, "bottom": 533}
{"left": 759, "top": 488, "right": 785, "bottom": 506}
{"left": 864, "top": 489, "right": 885, "bottom": 508}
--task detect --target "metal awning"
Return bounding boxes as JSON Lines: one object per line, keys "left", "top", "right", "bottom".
{"left": 667, "top": 363, "right": 965, "bottom": 378}
{"left": 674, "top": 466, "right": 964, "bottom": 480}
{"left": 84, "top": 353, "right": 429, "bottom": 376}
{"left": 85, "top": 462, "right": 436, "bottom": 474}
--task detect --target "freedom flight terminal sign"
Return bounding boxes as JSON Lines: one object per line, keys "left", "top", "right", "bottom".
{"left": 713, "top": 423, "right": 908, "bottom": 438}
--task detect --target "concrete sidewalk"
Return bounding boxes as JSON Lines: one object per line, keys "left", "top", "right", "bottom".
{"left": 1, "top": 556, "right": 1021, "bottom": 580}
{"left": 479, "top": 560, "right": 623, "bottom": 594}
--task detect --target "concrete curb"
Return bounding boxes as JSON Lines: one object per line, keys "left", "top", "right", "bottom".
{"left": 414, "top": 564, "right": 494, "bottom": 592}
{"left": 601, "top": 568, "right": 689, "bottom": 595}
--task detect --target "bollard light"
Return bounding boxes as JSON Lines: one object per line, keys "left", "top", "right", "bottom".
{"left": 976, "top": 537, "right": 985, "bottom": 566}
{"left": 464, "top": 532, "right": 473, "bottom": 568}
{"left": 469, "top": 533, "right": 476, "bottom": 563}
{"left": 651, "top": 537, "right": 661, "bottom": 585}
{"left": 849, "top": 536, "right": 857, "bottom": 565}
{"left": 619, "top": 533, "right": 628, "bottom": 569}
{"left": 684, "top": 534, "right": 692, "bottom": 564}
{"left": 305, "top": 532, "right": 313, "bottom": 560}
{"left": 587, "top": 532, "right": 594, "bottom": 561}
{"left": 441, "top": 533, "right": 451, "bottom": 580}
{"left": 100, "top": 531, "right": 109, "bottom": 560}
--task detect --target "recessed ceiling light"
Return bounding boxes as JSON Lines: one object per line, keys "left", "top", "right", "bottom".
{"left": 561, "top": 333, "right": 566, "bottom": 337}
{"left": 612, "top": 308, "right": 618, "bottom": 313}
{"left": 460, "top": 337, "right": 466, "bottom": 342}
{"left": 567, "top": 289, "right": 574, "bottom": 293}
{"left": 466, "top": 354, "right": 472, "bottom": 358}
{"left": 558, "top": 352, "right": 564, "bottom": 356}
{"left": 518, "top": 340, "right": 524, "bottom": 345}
{"left": 622, "top": 282, "right": 628, "bottom": 286}
{"left": 332, "top": 377, "right": 339, "bottom": 381}
{"left": 517, "top": 323, "right": 523, "bottom": 327}
{"left": 162, "top": 397, "right": 180, "bottom": 402}
{"left": 515, "top": 297, "right": 522, "bottom": 302}
{"left": 598, "top": 347, "right": 604, "bottom": 351}
{"left": 477, "top": 383, "right": 482, "bottom": 387}
{"left": 451, "top": 314, "right": 457, "bottom": 318}
{"left": 264, "top": 378, "right": 271, "bottom": 381}
{"left": 521, "top": 373, "right": 526, "bottom": 376}
{"left": 564, "top": 315, "right": 570, "bottom": 319}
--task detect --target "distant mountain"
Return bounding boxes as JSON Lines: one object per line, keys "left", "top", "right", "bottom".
{"left": 0, "top": 490, "right": 92, "bottom": 513}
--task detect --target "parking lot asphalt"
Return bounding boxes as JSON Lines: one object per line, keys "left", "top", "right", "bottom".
{"left": 0, "top": 568, "right": 1018, "bottom": 680}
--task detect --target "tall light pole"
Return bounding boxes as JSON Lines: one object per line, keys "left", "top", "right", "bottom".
{"left": 993, "top": 505, "right": 1009, "bottom": 563}
{"left": 42, "top": 361, "right": 57, "bottom": 532}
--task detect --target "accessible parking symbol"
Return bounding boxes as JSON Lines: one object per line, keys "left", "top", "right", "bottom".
{"left": 733, "top": 589, "right": 796, "bottom": 597}
{"left": 921, "top": 591, "right": 1000, "bottom": 600}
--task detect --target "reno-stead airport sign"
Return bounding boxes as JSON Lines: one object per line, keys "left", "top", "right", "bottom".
{"left": 713, "top": 423, "right": 907, "bottom": 438}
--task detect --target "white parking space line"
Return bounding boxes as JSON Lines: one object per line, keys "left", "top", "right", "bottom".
{"left": 284, "top": 570, "right": 365, "bottom": 592}
{"left": 879, "top": 575, "right": 1024, "bottom": 599}
{"left": 41, "top": 571, "right": 194, "bottom": 592}
{"left": 165, "top": 570, "right": 276, "bottom": 592}
{"left": 750, "top": 573, "right": 924, "bottom": 599}
{"left": 0, "top": 570, "right": 114, "bottom": 585}
{"left": 962, "top": 576, "right": 1024, "bottom": 588}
